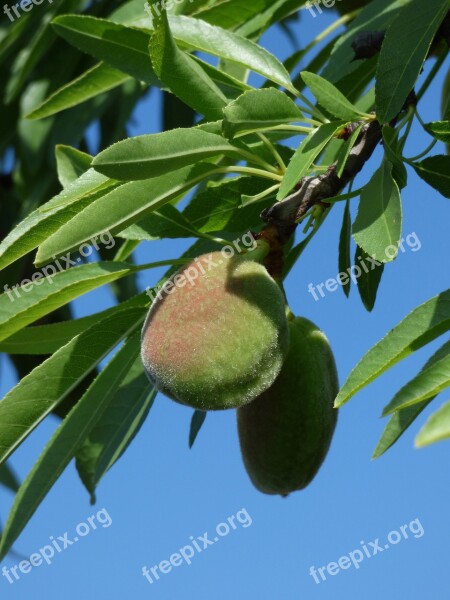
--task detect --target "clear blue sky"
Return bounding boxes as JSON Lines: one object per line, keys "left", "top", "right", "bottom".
{"left": 1, "top": 7, "right": 449, "bottom": 600}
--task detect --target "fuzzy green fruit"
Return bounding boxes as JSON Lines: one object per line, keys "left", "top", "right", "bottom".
{"left": 141, "top": 251, "right": 289, "bottom": 410}
{"left": 237, "top": 317, "right": 338, "bottom": 496}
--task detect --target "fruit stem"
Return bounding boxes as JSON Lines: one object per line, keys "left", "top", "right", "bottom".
{"left": 285, "top": 305, "right": 296, "bottom": 321}
{"left": 242, "top": 239, "right": 271, "bottom": 263}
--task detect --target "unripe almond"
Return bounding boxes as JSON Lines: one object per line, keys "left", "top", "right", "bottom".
{"left": 238, "top": 317, "right": 339, "bottom": 495}
{"left": 141, "top": 251, "right": 289, "bottom": 410}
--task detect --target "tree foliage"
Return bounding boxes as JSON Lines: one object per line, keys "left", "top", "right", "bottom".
{"left": 0, "top": 0, "right": 449, "bottom": 557}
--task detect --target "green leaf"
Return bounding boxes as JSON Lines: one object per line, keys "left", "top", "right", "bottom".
{"left": 55, "top": 145, "right": 92, "bottom": 189}
{"left": 424, "top": 121, "right": 450, "bottom": 143}
{"left": 236, "top": 0, "right": 305, "bottom": 38}
{"left": 352, "top": 161, "right": 402, "bottom": 263}
{"left": 26, "top": 62, "right": 131, "bottom": 120}
{"left": 335, "top": 289, "right": 450, "bottom": 407}
{"left": 169, "top": 15, "right": 296, "bottom": 93}
{"left": 0, "top": 263, "right": 137, "bottom": 342}
{"left": 300, "top": 72, "right": 367, "bottom": 121}
{"left": 182, "top": 176, "right": 271, "bottom": 232}
{"left": 222, "top": 88, "right": 303, "bottom": 139}
{"left": 0, "top": 463, "right": 20, "bottom": 493}
{"left": 382, "top": 126, "right": 408, "bottom": 189}
{"left": 76, "top": 357, "right": 156, "bottom": 503}
{"left": 277, "top": 121, "right": 344, "bottom": 200}
{"left": 373, "top": 340, "right": 450, "bottom": 458}
{"left": 0, "top": 168, "right": 118, "bottom": 271}
{"left": 118, "top": 204, "right": 204, "bottom": 241}
{"left": 0, "top": 297, "right": 147, "bottom": 355}
{"left": 355, "top": 246, "right": 385, "bottom": 312}
{"left": 228, "top": 0, "right": 302, "bottom": 38}
{"left": 92, "top": 129, "right": 239, "bottom": 181}
{"left": 193, "top": 0, "right": 275, "bottom": 29}
{"left": 150, "top": 7, "right": 227, "bottom": 121}
{"left": 0, "top": 330, "right": 141, "bottom": 560}
{"left": 0, "top": 306, "right": 146, "bottom": 467}
{"left": 382, "top": 352, "right": 450, "bottom": 416}
{"left": 0, "top": 317, "right": 99, "bottom": 355}
{"left": 191, "top": 55, "right": 251, "bottom": 92}
{"left": 52, "top": 16, "right": 159, "bottom": 84}
{"left": 338, "top": 200, "right": 352, "bottom": 298}
{"left": 52, "top": 13, "right": 295, "bottom": 91}
{"left": 375, "top": 0, "right": 449, "bottom": 123}
{"left": 189, "top": 410, "right": 207, "bottom": 448}
{"left": 412, "top": 155, "right": 450, "bottom": 198}
{"left": 35, "top": 163, "right": 219, "bottom": 264}
{"left": 416, "top": 400, "right": 450, "bottom": 447}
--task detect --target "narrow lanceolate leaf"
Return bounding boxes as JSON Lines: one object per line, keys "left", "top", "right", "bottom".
{"left": 425, "top": 121, "right": 450, "bottom": 143}
{"left": 0, "top": 295, "right": 148, "bottom": 355}
{"left": 0, "top": 306, "right": 146, "bottom": 467}
{"left": 355, "top": 246, "right": 384, "bottom": 312}
{"left": 26, "top": 63, "right": 131, "bottom": 120}
{"left": 0, "top": 463, "right": 20, "bottom": 493}
{"left": 189, "top": 410, "right": 207, "bottom": 448}
{"left": 76, "top": 357, "right": 156, "bottom": 503}
{"left": 236, "top": 0, "right": 305, "bottom": 38}
{"left": 222, "top": 88, "right": 303, "bottom": 139}
{"left": 150, "top": 7, "right": 227, "bottom": 121}
{"left": 338, "top": 200, "right": 352, "bottom": 297}
{"left": 191, "top": 55, "right": 251, "bottom": 92}
{"left": 0, "top": 331, "right": 141, "bottom": 560}
{"left": 192, "top": 0, "right": 274, "bottom": 29}
{"left": 52, "top": 16, "right": 159, "bottom": 85}
{"left": 375, "top": 0, "right": 449, "bottom": 123}
{"left": 92, "top": 129, "right": 239, "bottom": 181}
{"left": 118, "top": 204, "right": 203, "bottom": 241}
{"left": 352, "top": 161, "right": 402, "bottom": 263}
{"left": 55, "top": 146, "right": 92, "bottom": 189}
{"left": 300, "top": 72, "right": 367, "bottom": 121}
{"left": 36, "top": 163, "right": 219, "bottom": 264}
{"left": 373, "top": 340, "right": 450, "bottom": 458}
{"left": 0, "top": 168, "right": 118, "bottom": 271}
{"left": 0, "top": 317, "right": 98, "bottom": 355}
{"left": 0, "top": 262, "right": 136, "bottom": 342}
{"left": 412, "top": 155, "right": 450, "bottom": 198}
{"left": 169, "top": 15, "right": 296, "bottom": 93}
{"left": 382, "top": 353, "right": 450, "bottom": 416}
{"left": 277, "top": 121, "right": 344, "bottom": 200}
{"left": 182, "top": 176, "right": 272, "bottom": 233}
{"left": 335, "top": 289, "right": 450, "bottom": 407}
{"left": 416, "top": 401, "right": 450, "bottom": 447}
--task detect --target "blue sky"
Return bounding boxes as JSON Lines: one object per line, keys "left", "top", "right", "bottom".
{"left": 1, "top": 6, "right": 449, "bottom": 599}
